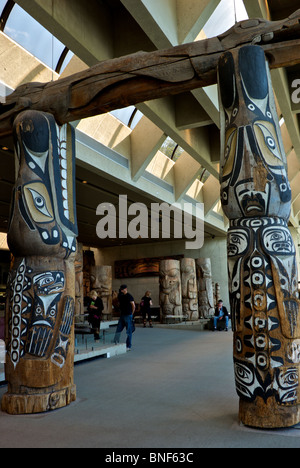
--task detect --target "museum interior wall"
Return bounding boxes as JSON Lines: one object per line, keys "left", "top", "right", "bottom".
{"left": 92, "top": 237, "right": 230, "bottom": 310}
{"left": 86, "top": 225, "right": 300, "bottom": 314}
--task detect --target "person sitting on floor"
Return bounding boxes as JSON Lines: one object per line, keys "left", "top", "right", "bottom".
{"left": 213, "top": 299, "right": 229, "bottom": 331}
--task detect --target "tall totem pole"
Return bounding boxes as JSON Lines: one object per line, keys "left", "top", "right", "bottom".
{"left": 1, "top": 110, "right": 78, "bottom": 414}
{"left": 218, "top": 45, "right": 300, "bottom": 428}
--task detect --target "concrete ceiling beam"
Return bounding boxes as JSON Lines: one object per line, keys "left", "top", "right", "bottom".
{"left": 15, "top": 0, "right": 114, "bottom": 65}
{"left": 137, "top": 98, "right": 219, "bottom": 178}
{"left": 173, "top": 152, "right": 202, "bottom": 201}
{"left": 130, "top": 116, "right": 166, "bottom": 182}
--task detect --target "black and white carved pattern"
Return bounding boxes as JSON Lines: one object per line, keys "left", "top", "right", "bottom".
{"left": 8, "top": 259, "right": 32, "bottom": 369}
{"left": 219, "top": 45, "right": 300, "bottom": 418}
{"left": 234, "top": 359, "right": 299, "bottom": 406}
{"left": 26, "top": 271, "right": 65, "bottom": 358}
{"left": 51, "top": 296, "right": 74, "bottom": 368}
{"left": 11, "top": 111, "right": 77, "bottom": 258}
{"left": 228, "top": 216, "right": 299, "bottom": 403}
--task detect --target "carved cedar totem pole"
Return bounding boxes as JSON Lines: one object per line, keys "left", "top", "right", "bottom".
{"left": 159, "top": 259, "right": 182, "bottom": 321}
{"left": 2, "top": 111, "right": 77, "bottom": 414}
{"left": 196, "top": 258, "right": 215, "bottom": 319}
{"left": 180, "top": 258, "right": 198, "bottom": 321}
{"left": 0, "top": 10, "right": 300, "bottom": 422}
{"left": 90, "top": 265, "right": 112, "bottom": 318}
{"left": 218, "top": 45, "right": 300, "bottom": 428}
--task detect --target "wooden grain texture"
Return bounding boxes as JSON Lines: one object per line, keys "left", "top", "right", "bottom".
{"left": 159, "top": 259, "right": 182, "bottom": 322}
{"left": 1, "top": 110, "right": 77, "bottom": 415}
{"left": 0, "top": 11, "right": 300, "bottom": 137}
{"left": 219, "top": 45, "right": 300, "bottom": 428}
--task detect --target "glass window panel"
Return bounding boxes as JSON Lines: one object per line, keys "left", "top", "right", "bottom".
{"left": 160, "top": 136, "right": 184, "bottom": 161}
{"left": 0, "top": 80, "right": 13, "bottom": 102}
{"left": 111, "top": 106, "right": 135, "bottom": 126}
{"left": 128, "top": 109, "right": 143, "bottom": 129}
{"left": 4, "top": 4, "right": 65, "bottom": 69}
{"left": 0, "top": 0, "right": 7, "bottom": 17}
{"left": 111, "top": 106, "right": 143, "bottom": 129}
{"left": 59, "top": 50, "right": 74, "bottom": 74}
{"left": 203, "top": 0, "right": 248, "bottom": 38}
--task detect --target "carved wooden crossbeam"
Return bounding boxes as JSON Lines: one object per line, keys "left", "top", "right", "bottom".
{"left": 1, "top": 10, "right": 300, "bottom": 137}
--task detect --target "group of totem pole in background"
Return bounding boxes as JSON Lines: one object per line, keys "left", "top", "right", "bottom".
{"left": 75, "top": 245, "right": 113, "bottom": 320}
{"left": 75, "top": 250, "right": 219, "bottom": 324}
{"left": 159, "top": 258, "right": 220, "bottom": 322}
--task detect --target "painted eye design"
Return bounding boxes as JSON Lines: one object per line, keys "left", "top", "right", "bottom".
{"left": 270, "top": 232, "right": 281, "bottom": 241}
{"left": 48, "top": 307, "right": 56, "bottom": 317}
{"left": 248, "top": 104, "right": 255, "bottom": 111}
{"left": 266, "top": 137, "right": 276, "bottom": 150}
{"left": 28, "top": 188, "right": 52, "bottom": 218}
{"left": 35, "top": 306, "right": 43, "bottom": 316}
{"left": 254, "top": 121, "right": 283, "bottom": 165}
{"left": 38, "top": 275, "right": 55, "bottom": 287}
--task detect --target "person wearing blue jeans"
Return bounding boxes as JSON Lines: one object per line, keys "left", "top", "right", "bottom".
{"left": 213, "top": 300, "right": 229, "bottom": 331}
{"left": 114, "top": 285, "right": 135, "bottom": 350}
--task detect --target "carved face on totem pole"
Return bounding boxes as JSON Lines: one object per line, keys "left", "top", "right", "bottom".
{"left": 159, "top": 259, "right": 182, "bottom": 320}
{"left": 2, "top": 110, "right": 78, "bottom": 415}
{"left": 219, "top": 46, "right": 291, "bottom": 221}
{"left": 8, "top": 110, "right": 77, "bottom": 257}
{"left": 90, "top": 265, "right": 112, "bottom": 316}
{"left": 180, "top": 258, "right": 198, "bottom": 321}
{"left": 219, "top": 46, "right": 300, "bottom": 428}
{"left": 196, "top": 258, "right": 215, "bottom": 319}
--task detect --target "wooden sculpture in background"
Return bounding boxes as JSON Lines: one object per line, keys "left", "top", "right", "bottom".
{"left": 90, "top": 265, "right": 112, "bottom": 319}
{"left": 159, "top": 259, "right": 182, "bottom": 322}
{"left": 1, "top": 110, "right": 78, "bottom": 415}
{"left": 196, "top": 258, "right": 215, "bottom": 319}
{"left": 75, "top": 243, "right": 84, "bottom": 318}
{"left": 180, "top": 258, "right": 198, "bottom": 321}
{"left": 218, "top": 45, "right": 300, "bottom": 428}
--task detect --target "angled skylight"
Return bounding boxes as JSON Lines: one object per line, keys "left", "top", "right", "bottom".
{"left": 3, "top": 3, "right": 66, "bottom": 71}
{"left": 0, "top": 0, "right": 6, "bottom": 17}
{"left": 160, "top": 137, "right": 184, "bottom": 161}
{"left": 111, "top": 106, "right": 143, "bottom": 129}
{"left": 203, "top": 0, "right": 248, "bottom": 38}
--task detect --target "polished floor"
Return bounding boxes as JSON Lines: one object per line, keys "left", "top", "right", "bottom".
{"left": 1, "top": 325, "right": 300, "bottom": 448}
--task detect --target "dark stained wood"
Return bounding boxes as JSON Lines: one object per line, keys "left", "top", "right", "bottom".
{"left": 219, "top": 44, "right": 300, "bottom": 428}
{"left": 0, "top": 11, "right": 300, "bottom": 137}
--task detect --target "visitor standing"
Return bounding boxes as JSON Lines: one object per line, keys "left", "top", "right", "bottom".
{"left": 140, "top": 291, "right": 153, "bottom": 327}
{"left": 87, "top": 290, "right": 104, "bottom": 341}
{"left": 114, "top": 285, "right": 135, "bottom": 350}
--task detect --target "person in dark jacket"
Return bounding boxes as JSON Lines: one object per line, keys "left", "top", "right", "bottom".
{"left": 140, "top": 290, "right": 153, "bottom": 328}
{"left": 213, "top": 299, "right": 229, "bottom": 331}
{"left": 114, "top": 285, "right": 135, "bottom": 350}
{"left": 87, "top": 290, "right": 104, "bottom": 341}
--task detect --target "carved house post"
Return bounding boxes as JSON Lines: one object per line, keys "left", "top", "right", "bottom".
{"left": 159, "top": 259, "right": 182, "bottom": 322}
{"left": 218, "top": 45, "right": 300, "bottom": 428}
{"left": 196, "top": 258, "right": 215, "bottom": 319}
{"left": 180, "top": 258, "right": 198, "bottom": 321}
{"left": 90, "top": 265, "right": 113, "bottom": 319}
{"left": 1, "top": 110, "right": 78, "bottom": 414}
